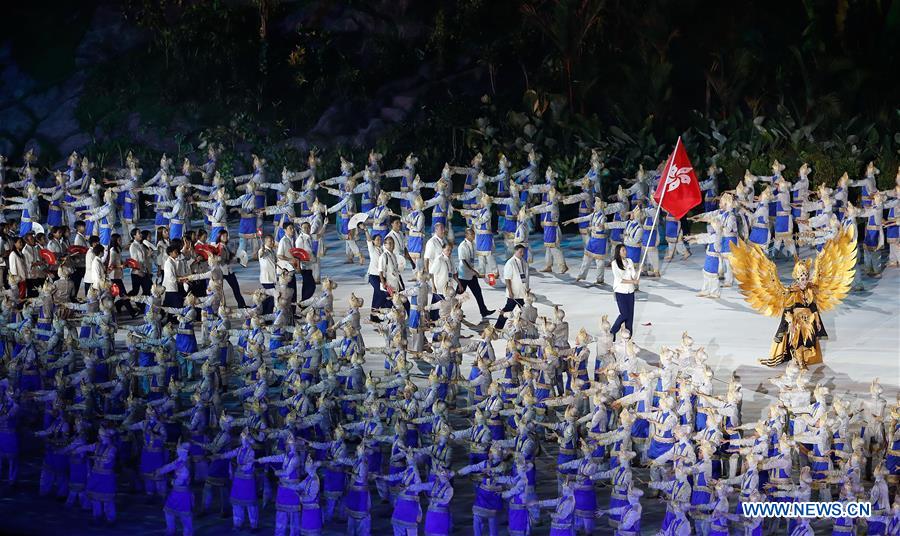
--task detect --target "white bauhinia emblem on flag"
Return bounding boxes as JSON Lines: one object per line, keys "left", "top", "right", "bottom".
{"left": 664, "top": 165, "right": 695, "bottom": 192}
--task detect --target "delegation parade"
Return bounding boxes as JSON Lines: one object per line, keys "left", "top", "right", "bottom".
{"left": 1, "top": 140, "right": 899, "bottom": 536}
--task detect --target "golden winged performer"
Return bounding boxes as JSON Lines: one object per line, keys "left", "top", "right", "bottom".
{"left": 729, "top": 226, "right": 857, "bottom": 368}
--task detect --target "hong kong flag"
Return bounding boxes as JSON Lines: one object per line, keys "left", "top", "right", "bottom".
{"left": 652, "top": 136, "right": 702, "bottom": 219}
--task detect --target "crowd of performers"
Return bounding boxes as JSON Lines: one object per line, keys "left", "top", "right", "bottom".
{"left": 0, "top": 147, "right": 897, "bottom": 535}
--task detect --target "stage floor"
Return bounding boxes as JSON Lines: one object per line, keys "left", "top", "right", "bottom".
{"left": 4, "top": 226, "right": 897, "bottom": 535}
{"left": 229, "top": 228, "right": 900, "bottom": 415}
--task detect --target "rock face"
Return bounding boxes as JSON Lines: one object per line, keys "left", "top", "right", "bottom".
{"left": 0, "top": 5, "right": 145, "bottom": 165}
{"left": 0, "top": 2, "right": 484, "bottom": 165}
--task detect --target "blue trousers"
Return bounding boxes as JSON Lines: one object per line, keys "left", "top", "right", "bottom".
{"left": 611, "top": 291, "right": 634, "bottom": 339}
{"left": 369, "top": 275, "right": 387, "bottom": 310}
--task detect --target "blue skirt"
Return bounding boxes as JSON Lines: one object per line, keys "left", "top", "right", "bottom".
{"left": 631, "top": 419, "right": 649, "bottom": 439}
{"left": 749, "top": 227, "right": 769, "bottom": 246}
{"left": 169, "top": 222, "right": 184, "bottom": 240}
{"left": 543, "top": 226, "right": 558, "bottom": 245}
{"left": 609, "top": 228, "right": 623, "bottom": 242}
{"left": 392, "top": 496, "right": 420, "bottom": 525}
{"left": 887, "top": 439, "right": 900, "bottom": 476}
{"left": 407, "top": 236, "right": 423, "bottom": 254}
{"left": 625, "top": 245, "right": 641, "bottom": 263}
{"left": 338, "top": 216, "right": 349, "bottom": 236}
{"left": 99, "top": 226, "right": 111, "bottom": 246}
{"left": 608, "top": 489, "right": 627, "bottom": 523}
{"left": 230, "top": 473, "right": 257, "bottom": 504}
{"left": 864, "top": 229, "right": 880, "bottom": 248}
{"left": 775, "top": 215, "right": 791, "bottom": 234}
{"left": 344, "top": 486, "right": 370, "bottom": 516}
{"left": 476, "top": 233, "right": 493, "bottom": 252}
{"left": 210, "top": 226, "right": 225, "bottom": 243}
{"left": 19, "top": 220, "right": 33, "bottom": 237}
{"left": 47, "top": 206, "right": 63, "bottom": 226}
{"left": 155, "top": 213, "right": 169, "bottom": 226}
{"left": 301, "top": 502, "right": 323, "bottom": 531}
{"left": 501, "top": 217, "right": 516, "bottom": 233}
{"left": 508, "top": 501, "right": 528, "bottom": 534}
{"left": 886, "top": 225, "right": 898, "bottom": 241}
{"left": 239, "top": 217, "right": 256, "bottom": 236}
{"left": 276, "top": 485, "right": 301, "bottom": 512}
{"left": 87, "top": 471, "right": 116, "bottom": 501}
{"left": 720, "top": 236, "right": 737, "bottom": 253}
{"left": 123, "top": 201, "right": 136, "bottom": 220}
{"left": 695, "top": 412, "right": 707, "bottom": 431}
{"left": 586, "top": 237, "right": 607, "bottom": 256}
{"left": 176, "top": 333, "right": 198, "bottom": 354}
{"left": 424, "top": 507, "right": 451, "bottom": 535}
{"left": 474, "top": 486, "right": 502, "bottom": 514}
{"left": 164, "top": 487, "right": 193, "bottom": 513}
{"left": 665, "top": 220, "right": 680, "bottom": 239}
{"left": 324, "top": 468, "right": 346, "bottom": 495}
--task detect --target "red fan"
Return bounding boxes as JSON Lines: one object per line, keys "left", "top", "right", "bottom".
{"left": 209, "top": 243, "right": 222, "bottom": 256}
{"left": 384, "top": 284, "right": 394, "bottom": 297}
{"left": 39, "top": 249, "right": 57, "bottom": 266}
{"left": 290, "top": 248, "right": 310, "bottom": 261}
{"left": 486, "top": 273, "right": 496, "bottom": 287}
{"left": 125, "top": 258, "right": 141, "bottom": 270}
{"left": 256, "top": 228, "right": 263, "bottom": 238}
{"left": 67, "top": 245, "right": 88, "bottom": 255}
{"left": 194, "top": 243, "right": 213, "bottom": 260}
{"left": 109, "top": 284, "right": 121, "bottom": 298}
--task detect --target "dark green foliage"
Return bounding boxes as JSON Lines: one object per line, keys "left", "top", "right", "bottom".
{"left": 6, "top": 1, "right": 897, "bottom": 187}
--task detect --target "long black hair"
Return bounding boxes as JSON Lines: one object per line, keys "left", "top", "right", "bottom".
{"left": 10, "top": 237, "right": 24, "bottom": 259}
{"left": 110, "top": 233, "right": 122, "bottom": 253}
{"left": 613, "top": 244, "right": 626, "bottom": 271}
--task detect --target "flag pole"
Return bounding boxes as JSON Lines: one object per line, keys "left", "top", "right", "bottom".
{"left": 636, "top": 136, "right": 680, "bottom": 279}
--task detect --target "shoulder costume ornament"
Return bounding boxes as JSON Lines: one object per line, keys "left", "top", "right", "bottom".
{"left": 729, "top": 226, "right": 856, "bottom": 368}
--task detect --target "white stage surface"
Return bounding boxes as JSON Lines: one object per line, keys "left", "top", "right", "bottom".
{"left": 230, "top": 228, "right": 900, "bottom": 418}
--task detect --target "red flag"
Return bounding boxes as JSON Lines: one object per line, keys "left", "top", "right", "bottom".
{"left": 652, "top": 137, "right": 702, "bottom": 219}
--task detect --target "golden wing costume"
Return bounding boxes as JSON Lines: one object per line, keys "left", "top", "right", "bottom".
{"left": 729, "top": 227, "right": 856, "bottom": 368}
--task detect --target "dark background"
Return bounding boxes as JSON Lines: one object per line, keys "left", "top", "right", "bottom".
{"left": 2, "top": 0, "right": 899, "bottom": 189}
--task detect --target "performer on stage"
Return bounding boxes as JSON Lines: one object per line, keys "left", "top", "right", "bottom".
{"left": 730, "top": 227, "right": 857, "bottom": 368}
